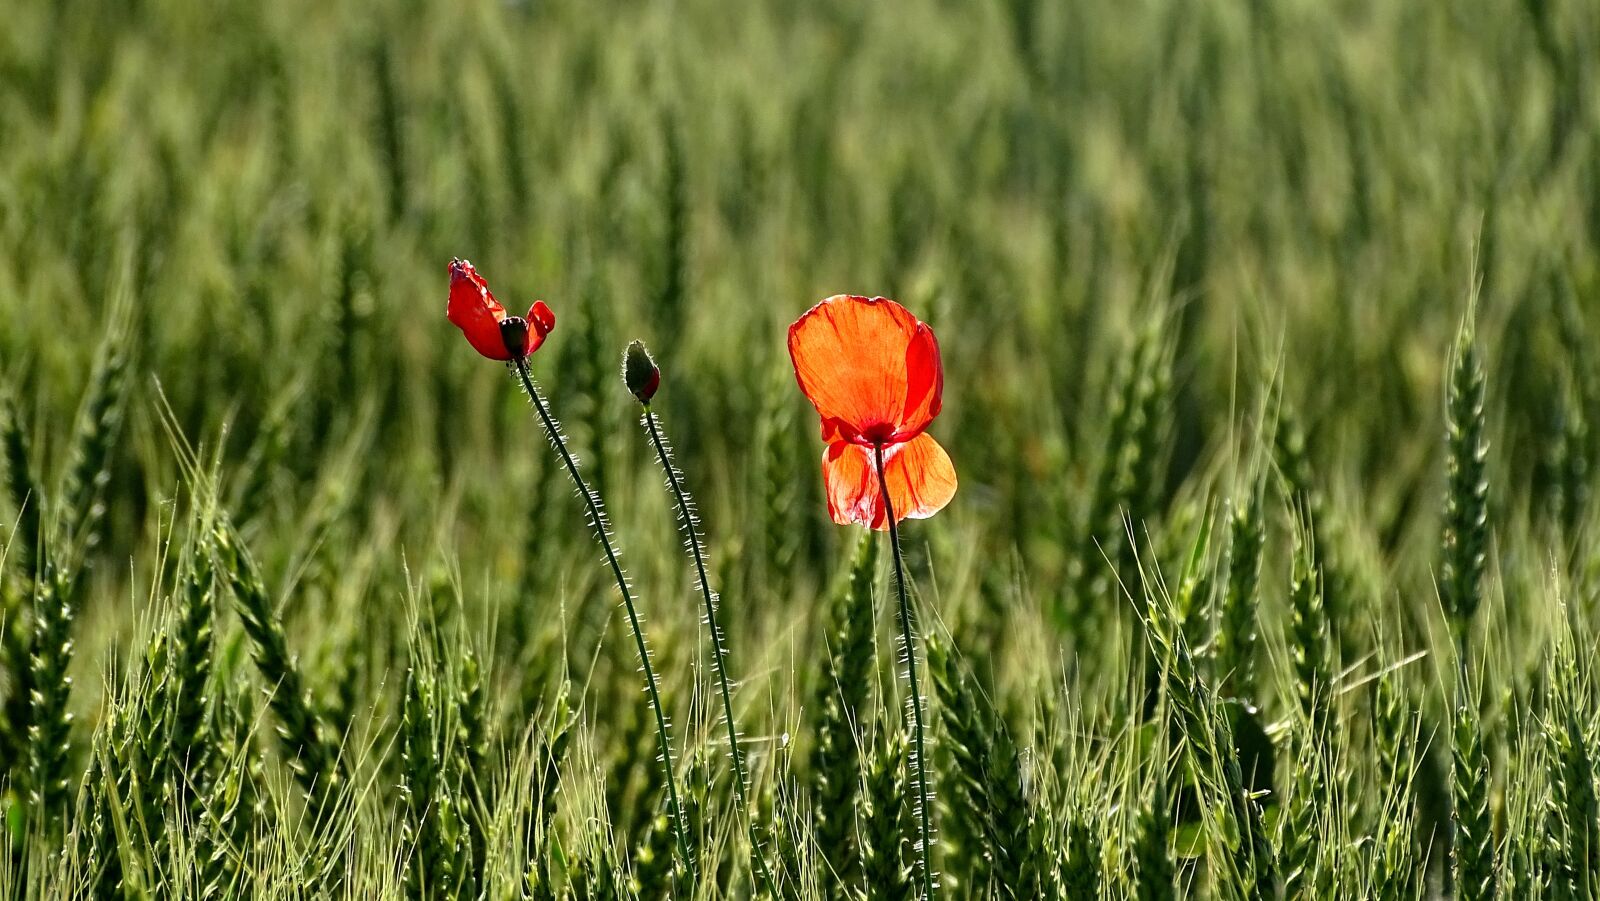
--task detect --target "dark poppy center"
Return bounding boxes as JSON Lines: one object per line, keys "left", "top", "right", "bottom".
{"left": 499, "top": 316, "right": 530, "bottom": 358}
{"left": 860, "top": 422, "right": 897, "bottom": 445}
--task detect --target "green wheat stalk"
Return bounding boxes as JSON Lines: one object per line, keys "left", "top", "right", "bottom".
{"left": 1545, "top": 657, "right": 1597, "bottom": 899}
{"left": 197, "top": 679, "right": 264, "bottom": 900}
{"left": 1061, "top": 812, "right": 1102, "bottom": 900}
{"left": 1452, "top": 693, "right": 1495, "bottom": 900}
{"left": 928, "top": 633, "right": 1044, "bottom": 899}
{"left": 860, "top": 722, "right": 915, "bottom": 901}
{"left": 0, "top": 577, "right": 30, "bottom": 782}
{"left": 523, "top": 688, "right": 572, "bottom": 898}
{"left": 757, "top": 362, "right": 802, "bottom": 591}
{"left": 927, "top": 634, "right": 991, "bottom": 893}
{"left": 169, "top": 530, "right": 217, "bottom": 796}
{"left": 0, "top": 387, "right": 42, "bottom": 588}
{"left": 1132, "top": 776, "right": 1173, "bottom": 901}
{"left": 1286, "top": 513, "right": 1331, "bottom": 729}
{"left": 1371, "top": 670, "right": 1420, "bottom": 899}
{"left": 1441, "top": 306, "right": 1488, "bottom": 643}
{"left": 57, "top": 296, "right": 132, "bottom": 567}
{"left": 454, "top": 643, "right": 489, "bottom": 892}
{"left": 1279, "top": 722, "right": 1326, "bottom": 898}
{"left": 26, "top": 561, "right": 74, "bottom": 829}
{"left": 401, "top": 659, "right": 468, "bottom": 899}
{"left": 811, "top": 534, "right": 878, "bottom": 892}
{"left": 1214, "top": 479, "right": 1264, "bottom": 699}
{"left": 1145, "top": 590, "right": 1275, "bottom": 898}
{"left": 130, "top": 612, "right": 178, "bottom": 879}
{"left": 1070, "top": 318, "right": 1172, "bottom": 624}
{"left": 214, "top": 522, "right": 340, "bottom": 809}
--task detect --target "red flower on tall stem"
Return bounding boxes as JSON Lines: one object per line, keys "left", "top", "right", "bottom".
{"left": 787, "top": 294, "right": 957, "bottom": 530}
{"left": 447, "top": 258, "right": 555, "bottom": 360}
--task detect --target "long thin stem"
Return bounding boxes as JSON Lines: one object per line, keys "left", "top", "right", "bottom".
{"left": 512, "top": 359, "right": 694, "bottom": 879}
{"left": 874, "top": 442, "right": 936, "bottom": 901}
{"left": 642, "top": 408, "right": 780, "bottom": 897}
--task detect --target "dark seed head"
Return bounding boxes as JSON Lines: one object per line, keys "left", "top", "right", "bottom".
{"left": 500, "top": 316, "right": 530, "bottom": 358}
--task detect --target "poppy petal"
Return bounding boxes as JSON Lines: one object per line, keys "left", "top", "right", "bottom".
{"left": 789, "top": 295, "right": 944, "bottom": 445}
{"left": 882, "top": 432, "right": 957, "bottom": 525}
{"left": 820, "top": 433, "right": 957, "bottom": 531}
{"left": 821, "top": 442, "right": 878, "bottom": 528}
{"left": 899, "top": 322, "right": 943, "bottom": 438}
{"left": 526, "top": 301, "right": 556, "bottom": 354}
{"left": 448, "top": 259, "right": 514, "bottom": 360}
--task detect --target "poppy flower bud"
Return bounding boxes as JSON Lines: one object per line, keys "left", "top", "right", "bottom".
{"left": 623, "top": 340, "right": 661, "bottom": 403}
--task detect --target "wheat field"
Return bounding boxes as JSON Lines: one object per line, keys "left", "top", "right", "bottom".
{"left": 1, "top": 0, "right": 1599, "bottom": 897}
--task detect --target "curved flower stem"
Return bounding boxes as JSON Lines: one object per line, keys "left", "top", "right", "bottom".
{"left": 642, "top": 408, "right": 780, "bottom": 898}
{"left": 873, "top": 442, "right": 936, "bottom": 901}
{"left": 511, "top": 358, "right": 694, "bottom": 879}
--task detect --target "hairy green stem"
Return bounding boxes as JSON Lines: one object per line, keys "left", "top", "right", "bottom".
{"left": 512, "top": 358, "right": 694, "bottom": 879}
{"left": 642, "top": 408, "right": 779, "bottom": 896}
{"left": 874, "top": 442, "right": 936, "bottom": 901}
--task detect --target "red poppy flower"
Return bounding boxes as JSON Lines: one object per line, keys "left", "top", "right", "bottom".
{"left": 788, "top": 294, "right": 957, "bottom": 530}
{"left": 447, "top": 258, "right": 555, "bottom": 360}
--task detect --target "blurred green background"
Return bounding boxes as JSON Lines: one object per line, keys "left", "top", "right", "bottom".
{"left": 4, "top": 0, "right": 1595, "bottom": 594}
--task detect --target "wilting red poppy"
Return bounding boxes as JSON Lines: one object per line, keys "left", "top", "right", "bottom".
{"left": 447, "top": 258, "right": 555, "bottom": 360}
{"left": 788, "top": 295, "right": 957, "bottom": 530}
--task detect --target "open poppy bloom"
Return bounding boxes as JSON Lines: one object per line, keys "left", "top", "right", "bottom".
{"left": 788, "top": 295, "right": 957, "bottom": 530}
{"left": 447, "top": 258, "right": 555, "bottom": 360}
